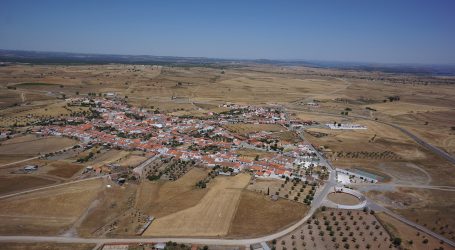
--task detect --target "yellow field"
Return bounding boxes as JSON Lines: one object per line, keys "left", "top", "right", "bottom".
{"left": 144, "top": 173, "right": 251, "bottom": 237}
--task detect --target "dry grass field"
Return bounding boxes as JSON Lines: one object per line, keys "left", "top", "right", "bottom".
{"left": 117, "top": 154, "right": 147, "bottom": 168}
{"left": 377, "top": 212, "right": 455, "bottom": 250}
{"left": 228, "top": 190, "right": 308, "bottom": 237}
{"left": 0, "top": 135, "right": 76, "bottom": 157}
{"left": 0, "top": 178, "right": 103, "bottom": 235}
{"left": 327, "top": 193, "right": 361, "bottom": 206}
{"left": 77, "top": 182, "right": 137, "bottom": 237}
{"left": 144, "top": 173, "right": 250, "bottom": 237}
{"left": 46, "top": 161, "right": 85, "bottom": 178}
{"left": 135, "top": 168, "right": 210, "bottom": 218}
{"left": 224, "top": 123, "right": 285, "bottom": 134}
{"left": 0, "top": 242, "right": 96, "bottom": 250}
{"left": 0, "top": 175, "right": 56, "bottom": 195}
{"left": 85, "top": 149, "right": 130, "bottom": 167}
{"left": 235, "top": 148, "right": 275, "bottom": 160}
{"left": 366, "top": 187, "right": 455, "bottom": 243}
{"left": 363, "top": 102, "right": 452, "bottom": 116}
{"left": 0, "top": 101, "right": 90, "bottom": 127}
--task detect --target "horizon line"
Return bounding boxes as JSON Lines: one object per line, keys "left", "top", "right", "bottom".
{"left": 1, "top": 48, "right": 455, "bottom": 68}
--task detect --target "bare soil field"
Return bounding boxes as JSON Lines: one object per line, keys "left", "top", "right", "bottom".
{"left": 0, "top": 178, "right": 103, "bottom": 235}
{"left": 144, "top": 173, "right": 250, "bottom": 237}
{"left": 0, "top": 175, "right": 56, "bottom": 195}
{"left": 228, "top": 190, "right": 308, "bottom": 237}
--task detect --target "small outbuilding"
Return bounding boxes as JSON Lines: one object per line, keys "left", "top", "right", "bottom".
{"left": 24, "top": 165, "right": 38, "bottom": 171}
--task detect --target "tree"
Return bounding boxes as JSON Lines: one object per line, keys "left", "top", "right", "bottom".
{"left": 393, "top": 237, "right": 402, "bottom": 246}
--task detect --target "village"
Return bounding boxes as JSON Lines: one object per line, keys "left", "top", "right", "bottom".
{"left": 32, "top": 96, "right": 330, "bottom": 186}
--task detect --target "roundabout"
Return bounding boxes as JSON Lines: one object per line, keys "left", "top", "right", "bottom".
{"left": 323, "top": 186, "right": 368, "bottom": 209}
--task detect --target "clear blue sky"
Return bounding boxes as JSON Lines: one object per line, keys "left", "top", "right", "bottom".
{"left": 1, "top": 0, "right": 455, "bottom": 64}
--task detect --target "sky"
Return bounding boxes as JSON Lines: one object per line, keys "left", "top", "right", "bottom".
{"left": 0, "top": 0, "right": 455, "bottom": 64}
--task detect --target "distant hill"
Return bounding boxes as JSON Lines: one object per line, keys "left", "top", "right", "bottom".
{"left": 1, "top": 49, "right": 454, "bottom": 76}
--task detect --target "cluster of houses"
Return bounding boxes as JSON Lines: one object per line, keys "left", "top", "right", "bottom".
{"left": 39, "top": 97, "right": 324, "bottom": 181}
